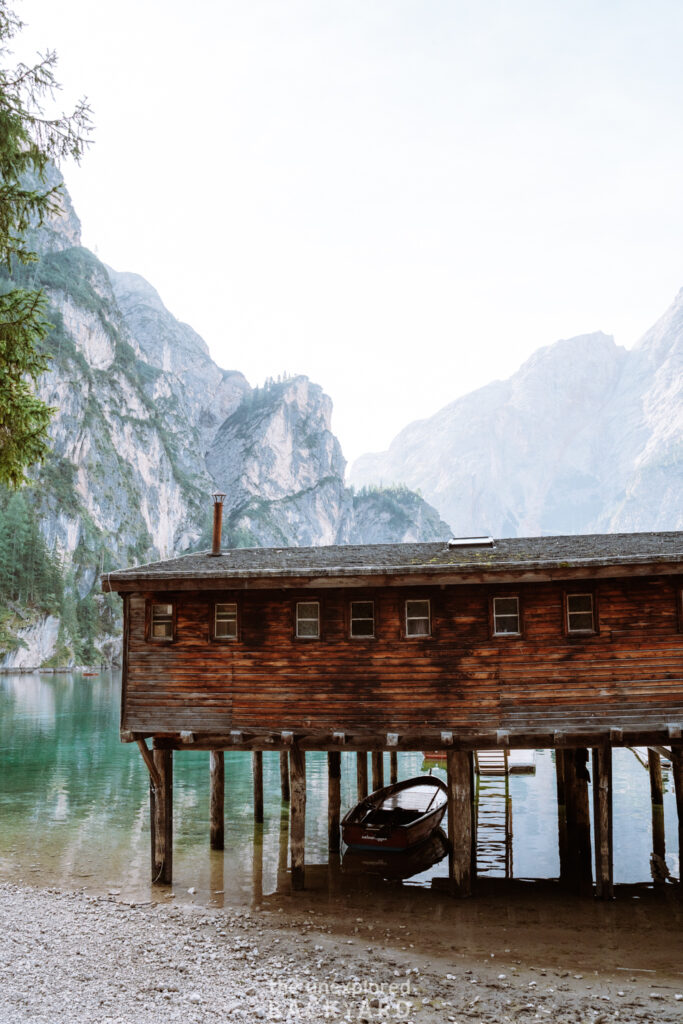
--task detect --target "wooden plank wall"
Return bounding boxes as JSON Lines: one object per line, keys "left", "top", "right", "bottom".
{"left": 123, "top": 577, "right": 683, "bottom": 737}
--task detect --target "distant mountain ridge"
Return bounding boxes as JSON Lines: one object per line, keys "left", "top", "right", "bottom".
{"left": 0, "top": 170, "right": 449, "bottom": 668}
{"left": 350, "top": 299, "right": 683, "bottom": 538}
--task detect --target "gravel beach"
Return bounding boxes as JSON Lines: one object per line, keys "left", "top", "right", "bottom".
{"left": 1, "top": 881, "right": 682, "bottom": 1023}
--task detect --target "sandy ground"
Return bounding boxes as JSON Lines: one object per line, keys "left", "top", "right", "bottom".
{"left": 1, "top": 880, "right": 682, "bottom": 1024}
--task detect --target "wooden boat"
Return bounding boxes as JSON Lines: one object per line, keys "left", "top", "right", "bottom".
{"left": 341, "top": 775, "right": 448, "bottom": 851}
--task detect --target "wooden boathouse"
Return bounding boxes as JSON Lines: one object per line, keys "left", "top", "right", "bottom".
{"left": 102, "top": 509, "right": 683, "bottom": 897}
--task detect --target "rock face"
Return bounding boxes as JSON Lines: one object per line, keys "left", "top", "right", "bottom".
{"left": 0, "top": 170, "right": 449, "bottom": 667}
{"left": 351, "top": 310, "right": 683, "bottom": 537}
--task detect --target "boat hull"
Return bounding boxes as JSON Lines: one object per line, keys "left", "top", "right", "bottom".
{"left": 341, "top": 776, "right": 448, "bottom": 851}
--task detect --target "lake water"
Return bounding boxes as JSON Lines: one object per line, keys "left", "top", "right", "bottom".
{"left": 0, "top": 671, "right": 679, "bottom": 905}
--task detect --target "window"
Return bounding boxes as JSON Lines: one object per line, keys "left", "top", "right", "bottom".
{"left": 350, "top": 600, "right": 374, "bottom": 638}
{"left": 492, "top": 596, "right": 520, "bottom": 635}
{"left": 296, "top": 601, "right": 320, "bottom": 638}
{"left": 405, "top": 599, "right": 430, "bottom": 637}
{"left": 566, "top": 593, "right": 595, "bottom": 633}
{"left": 150, "top": 602, "right": 173, "bottom": 641}
{"left": 214, "top": 601, "right": 237, "bottom": 640}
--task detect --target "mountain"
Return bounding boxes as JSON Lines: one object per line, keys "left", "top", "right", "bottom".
{"left": 0, "top": 171, "right": 450, "bottom": 668}
{"left": 350, "top": 303, "right": 683, "bottom": 538}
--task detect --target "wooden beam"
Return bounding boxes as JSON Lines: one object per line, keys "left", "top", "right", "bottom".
{"left": 356, "top": 752, "right": 368, "bottom": 800}
{"left": 447, "top": 749, "right": 473, "bottom": 897}
{"left": 328, "top": 751, "right": 341, "bottom": 855}
{"left": 564, "top": 747, "right": 593, "bottom": 895}
{"left": 592, "top": 745, "right": 613, "bottom": 899}
{"left": 371, "top": 751, "right": 384, "bottom": 791}
{"left": 136, "top": 738, "right": 161, "bottom": 792}
{"left": 289, "top": 745, "right": 306, "bottom": 890}
{"left": 209, "top": 750, "right": 224, "bottom": 850}
{"left": 279, "top": 750, "right": 290, "bottom": 802}
{"left": 252, "top": 751, "right": 264, "bottom": 823}
{"left": 390, "top": 751, "right": 398, "bottom": 785}
{"left": 150, "top": 748, "right": 172, "bottom": 885}
{"left": 145, "top": 724, "right": 683, "bottom": 753}
{"left": 670, "top": 746, "right": 683, "bottom": 880}
{"left": 648, "top": 748, "right": 666, "bottom": 881}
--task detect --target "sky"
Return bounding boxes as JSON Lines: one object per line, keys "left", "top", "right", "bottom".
{"left": 14, "top": 0, "right": 683, "bottom": 466}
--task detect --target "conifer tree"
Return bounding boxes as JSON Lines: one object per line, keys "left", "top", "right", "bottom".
{"left": 0, "top": 1, "right": 91, "bottom": 487}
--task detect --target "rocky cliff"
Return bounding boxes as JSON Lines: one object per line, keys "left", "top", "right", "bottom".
{"left": 0, "top": 171, "right": 450, "bottom": 668}
{"left": 351, "top": 304, "right": 683, "bottom": 538}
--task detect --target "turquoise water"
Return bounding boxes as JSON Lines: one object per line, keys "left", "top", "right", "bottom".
{"left": 0, "top": 671, "right": 679, "bottom": 903}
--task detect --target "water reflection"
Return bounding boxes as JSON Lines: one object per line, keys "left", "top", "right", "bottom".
{"left": 0, "top": 672, "right": 680, "bottom": 906}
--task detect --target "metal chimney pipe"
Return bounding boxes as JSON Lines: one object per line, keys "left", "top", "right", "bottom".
{"left": 210, "top": 492, "right": 226, "bottom": 556}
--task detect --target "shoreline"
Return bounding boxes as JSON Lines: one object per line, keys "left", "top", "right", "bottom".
{"left": 2, "top": 880, "right": 682, "bottom": 1023}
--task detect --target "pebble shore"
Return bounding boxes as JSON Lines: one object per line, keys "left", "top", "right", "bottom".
{"left": 2, "top": 882, "right": 682, "bottom": 1023}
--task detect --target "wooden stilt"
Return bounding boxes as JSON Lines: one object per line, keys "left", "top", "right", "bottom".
{"left": 592, "top": 744, "right": 613, "bottom": 899}
{"left": 648, "top": 748, "right": 666, "bottom": 880}
{"left": 356, "top": 752, "right": 368, "bottom": 800}
{"left": 371, "top": 751, "right": 384, "bottom": 791}
{"left": 564, "top": 747, "right": 593, "bottom": 895}
{"left": 289, "top": 745, "right": 306, "bottom": 890}
{"left": 280, "top": 750, "right": 290, "bottom": 802}
{"left": 390, "top": 751, "right": 398, "bottom": 785}
{"left": 328, "top": 751, "right": 341, "bottom": 855}
{"left": 555, "top": 749, "right": 569, "bottom": 882}
{"left": 670, "top": 746, "right": 683, "bottom": 880}
{"left": 447, "top": 749, "right": 472, "bottom": 897}
{"left": 252, "top": 750, "right": 264, "bottom": 823}
{"left": 150, "top": 747, "right": 173, "bottom": 885}
{"left": 209, "top": 750, "right": 224, "bottom": 850}
{"left": 469, "top": 750, "right": 477, "bottom": 875}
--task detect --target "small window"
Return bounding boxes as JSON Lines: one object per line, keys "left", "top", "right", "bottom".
{"left": 150, "top": 602, "right": 173, "bottom": 641}
{"left": 296, "top": 601, "right": 320, "bottom": 638}
{"left": 406, "top": 599, "right": 430, "bottom": 637}
{"left": 214, "top": 601, "right": 237, "bottom": 639}
{"left": 567, "top": 593, "right": 595, "bottom": 633}
{"left": 493, "top": 596, "right": 520, "bottom": 636}
{"left": 350, "top": 600, "right": 374, "bottom": 638}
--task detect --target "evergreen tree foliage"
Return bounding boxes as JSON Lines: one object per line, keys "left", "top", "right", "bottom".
{"left": 0, "top": 1, "right": 91, "bottom": 486}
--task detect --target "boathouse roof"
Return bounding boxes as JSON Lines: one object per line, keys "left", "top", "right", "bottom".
{"left": 102, "top": 530, "right": 683, "bottom": 591}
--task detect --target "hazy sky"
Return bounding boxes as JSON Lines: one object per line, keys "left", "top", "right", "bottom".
{"left": 15, "top": 0, "right": 683, "bottom": 466}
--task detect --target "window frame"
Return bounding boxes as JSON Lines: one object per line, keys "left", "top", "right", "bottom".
{"left": 349, "top": 599, "right": 375, "bottom": 639}
{"left": 295, "top": 600, "right": 321, "bottom": 640}
{"left": 490, "top": 594, "right": 522, "bottom": 638}
{"left": 404, "top": 598, "right": 431, "bottom": 639}
{"left": 564, "top": 591, "right": 598, "bottom": 636}
{"left": 211, "top": 599, "right": 239, "bottom": 642}
{"left": 146, "top": 599, "right": 176, "bottom": 643}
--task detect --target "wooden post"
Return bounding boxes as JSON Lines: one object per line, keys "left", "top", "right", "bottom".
{"left": 371, "top": 751, "right": 384, "bottom": 791}
{"left": 328, "top": 751, "right": 341, "bottom": 855}
{"left": 555, "top": 749, "right": 569, "bottom": 882}
{"left": 210, "top": 750, "right": 224, "bottom": 850}
{"left": 648, "top": 748, "right": 666, "bottom": 880}
{"left": 280, "top": 751, "right": 290, "bottom": 802}
{"left": 390, "top": 751, "right": 398, "bottom": 785}
{"left": 447, "top": 750, "right": 472, "bottom": 897}
{"left": 150, "top": 748, "right": 173, "bottom": 885}
{"left": 564, "top": 747, "right": 593, "bottom": 895}
{"left": 670, "top": 746, "right": 683, "bottom": 880}
{"left": 592, "top": 744, "right": 613, "bottom": 899}
{"left": 253, "top": 750, "right": 264, "bottom": 823}
{"left": 356, "top": 752, "right": 368, "bottom": 800}
{"left": 289, "top": 745, "right": 306, "bottom": 890}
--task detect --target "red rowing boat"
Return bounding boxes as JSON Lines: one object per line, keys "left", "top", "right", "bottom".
{"left": 341, "top": 776, "right": 448, "bottom": 851}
